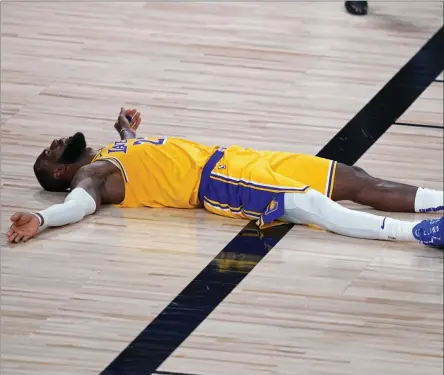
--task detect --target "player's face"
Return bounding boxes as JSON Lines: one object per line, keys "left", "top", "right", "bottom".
{"left": 39, "top": 132, "right": 87, "bottom": 165}
{"left": 40, "top": 137, "right": 69, "bottom": 164}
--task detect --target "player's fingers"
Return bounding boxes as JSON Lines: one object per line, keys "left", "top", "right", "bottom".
{"left": 11, "top": 226, "right": 27, "bottom": 236}
{"left": 125, "top": 109, "right": 135, "bottom": 119}
{"left": 14, "top": 234, "right": 24, "bottom": 243}
{"left": 23, "top": 236, "right": 31, "bottom": 243}
{"left": 130, "top": 118, "right": 137, "bottom": 129}
{"left": 6, "top": 226, "right": 15, "bottom": 237}
{"left": 131, "top": 116, "right": 140, "bottom": 129}
{"left": 8, "top": 232, "right": 18, "bottom": 243}
{"left": 131, "top": 112, "right": 140, "bottom": 125}
{"left": 10, "top": 212, "right": 23, "bottom": 222}
{"left": 132, "top": 117, "right": 141, "bottom": 130}
{"left": 125, "top": 109, "right": 136, "bottom": 119}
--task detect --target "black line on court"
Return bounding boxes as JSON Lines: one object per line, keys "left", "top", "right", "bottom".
{"left": 395, "top": 122, "right": 443, "bottom": 130}
{"left": 153, "top": 372, "right": 194, "bottom": 375}
{"left": 100, "top": 26, "right": 443, "bottom": 375}
{"left": 100, "top": 223, "right": 292, "bottom": 375}
{"left": 318, "top": 26, "right": 444, "bottom": 166}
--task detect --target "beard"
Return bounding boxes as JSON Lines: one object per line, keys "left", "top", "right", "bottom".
{"left": 58, "top": 132, "right": 87, "bottom": 164}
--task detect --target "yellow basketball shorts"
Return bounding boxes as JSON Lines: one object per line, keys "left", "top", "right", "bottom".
{"left": 197, "top": 146, "right": 337, "bottom": 228}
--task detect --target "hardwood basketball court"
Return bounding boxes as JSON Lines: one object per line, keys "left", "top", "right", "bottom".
{"left": 1, "top": 2, "right": 443, "bottom": 375}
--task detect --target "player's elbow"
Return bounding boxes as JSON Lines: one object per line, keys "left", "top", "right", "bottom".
{"left": 64, "top": 200, "right": 90, "bottom": 223}
{"left": 64, "top": 188, "right": 98, "bottom": 216}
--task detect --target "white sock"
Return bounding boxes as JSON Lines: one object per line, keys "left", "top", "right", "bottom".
{"left": 381, "top": 217, "right": 419, "bottom": 241}
{"left": 414, "top": 187, "right": 444, "bottom": 213}
{"left": 281, "top": 190, "right": 420, "bottom": 242}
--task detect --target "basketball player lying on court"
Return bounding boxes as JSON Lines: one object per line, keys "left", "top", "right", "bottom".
{"left": 6, "top": 108, "right": 444, "bottom": 247}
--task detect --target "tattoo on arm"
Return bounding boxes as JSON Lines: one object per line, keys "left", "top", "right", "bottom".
{"left": 71, "top": 168, "right": 103, "bottom": 209}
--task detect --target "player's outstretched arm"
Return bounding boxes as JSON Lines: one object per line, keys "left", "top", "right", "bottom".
{"left": 6, "top": 176, "right": 102, "bottom": 244}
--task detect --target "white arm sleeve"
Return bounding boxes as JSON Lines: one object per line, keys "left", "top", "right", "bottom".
{"left": 36, "top": 188, "right": 97, "bottom": 229}
{"left": 281, "top": 189, "right": 416, "bottom": 241}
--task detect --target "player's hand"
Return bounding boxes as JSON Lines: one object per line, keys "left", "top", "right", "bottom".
{"left": 114, "top": 107, "right": 141, "bottom": 136}
{"left": 6, "top": 212, "right": 40, "bottom": 243}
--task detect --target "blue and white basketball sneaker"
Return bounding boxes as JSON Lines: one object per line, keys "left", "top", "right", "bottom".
{"left": 412, "top": 217, "right": 444, "bottom": 248}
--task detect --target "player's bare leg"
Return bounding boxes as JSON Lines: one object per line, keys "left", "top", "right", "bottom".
{"left": 332, "top": 163, "right": 443, "bottom": 213}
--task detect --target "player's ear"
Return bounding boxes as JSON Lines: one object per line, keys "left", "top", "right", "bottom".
{"left": 53, "top": 165, "right": 67, "bottom": 179}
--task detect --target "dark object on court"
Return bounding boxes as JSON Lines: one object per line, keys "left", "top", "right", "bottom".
{"left": 345, "top": 1, "right": 368, "bottom": 15}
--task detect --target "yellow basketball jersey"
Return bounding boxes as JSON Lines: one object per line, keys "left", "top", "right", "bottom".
{"left": 91, "top": 137, "right": 217, "bottom": 208}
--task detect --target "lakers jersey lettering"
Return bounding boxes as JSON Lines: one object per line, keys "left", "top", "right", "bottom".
{"left": 91, "top": 137, "right": 217, "bottom": 208}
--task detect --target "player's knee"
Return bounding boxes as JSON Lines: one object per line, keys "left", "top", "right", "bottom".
{"left": 352, "top": 165, "right": 382, "bottom": 186}
{"left": 350, "top": 165, "right": 369, "bottom": 178}
{"left": 354, "top": 167, "right": 385, "bottom": 200}
{"left": 333, "top": 164, "right": 378, "bottom": 202}
{"left": 349, "top": 165, "right": 382, "bottom": 200}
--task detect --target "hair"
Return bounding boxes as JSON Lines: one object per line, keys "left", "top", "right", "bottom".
{"left": 33, "top": 160, "right": 71, "bottom": 192}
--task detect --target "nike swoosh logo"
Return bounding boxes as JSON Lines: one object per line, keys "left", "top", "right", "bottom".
{"left": 381, "top": 217, "right": 387, "bottom": 230}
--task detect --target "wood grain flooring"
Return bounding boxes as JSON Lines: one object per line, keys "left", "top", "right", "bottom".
{"left": 1, "top": 2, "right": 443, "bottom": 375}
